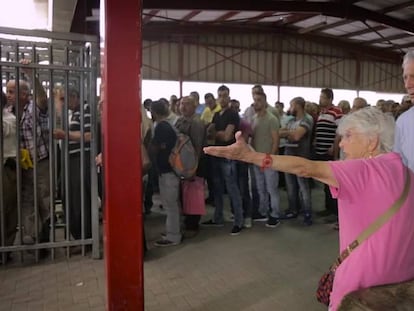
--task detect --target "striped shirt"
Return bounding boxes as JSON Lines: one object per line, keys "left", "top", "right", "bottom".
{"left": 314, "top": 106, "right": 342, "bottom": 155}
{"left": 69, "top": 103, "right": 91, "bottom": 154}
{"left": 20, "top": 101, "right": 49, "bottom": 161}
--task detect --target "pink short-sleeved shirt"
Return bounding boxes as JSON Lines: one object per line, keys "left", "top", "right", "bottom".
{"left": 328, "top": 152, "right": 414, "bottom": 311}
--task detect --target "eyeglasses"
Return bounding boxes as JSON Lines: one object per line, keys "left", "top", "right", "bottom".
{"left": 341, "top": 131, "right": 363, "bottom": 141}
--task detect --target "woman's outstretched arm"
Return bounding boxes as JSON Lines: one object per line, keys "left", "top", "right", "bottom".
{"left": 204, "top": 131, "right": 338, "bottom": 187}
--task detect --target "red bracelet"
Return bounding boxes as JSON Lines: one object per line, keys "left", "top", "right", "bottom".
{"left": 260, "top": 154, "right": 273, "bottom": 172}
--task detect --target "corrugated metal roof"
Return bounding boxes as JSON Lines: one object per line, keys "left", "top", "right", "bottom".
{"left": 138, "top": 0, "right": 414, "bottom": 60}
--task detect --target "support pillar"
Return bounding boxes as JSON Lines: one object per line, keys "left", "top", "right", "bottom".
{"left": 103, "top": 0, "right": 144, "bottom": 310}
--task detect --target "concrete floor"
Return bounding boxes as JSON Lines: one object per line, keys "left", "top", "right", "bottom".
{"left": 0, "top": 183, "right": 338, "bottom": 311}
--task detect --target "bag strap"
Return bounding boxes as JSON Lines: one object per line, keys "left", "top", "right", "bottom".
{"left": 331, "top": 167, "right": 411, "bottom": 271}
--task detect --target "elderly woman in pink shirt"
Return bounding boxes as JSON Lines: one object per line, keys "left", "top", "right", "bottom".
{"left": 204, "top": 107, "right": 414, "bottom": 310}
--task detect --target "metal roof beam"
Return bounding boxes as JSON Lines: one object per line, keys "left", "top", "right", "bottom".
{"left": 214, "top": 11, "right": 239, "bottom": 22}
{"left": 389, "top": 42, "right": 414, "bottom": 50}
{"left": 143, "top": 9, "right": 160, "bottom": 24}
{"left": 379, "top": 1, "right": 414, "bottom": 14}
{"left": 142, "top": 0, "right": 414, "bottom": 33}
{"left": 363, "top": 33, "right": 412, "bottom": 45}
{"left": 142, "top": 23, "right": 402, "bottom": 63}
{"left": 340, "top": 25, "right": 387, "bottom": 38}
{"left": 182, "top": 10, "right": 203, "bottom": 21}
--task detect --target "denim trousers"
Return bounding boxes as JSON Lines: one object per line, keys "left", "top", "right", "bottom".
{"left": 285, "top": 173, "right": 312, "bottom": 214}
{"left": 236, "top": 161, "right": 252, "bottom": 218}
{"left": 253, "top": 166, "right": 280, "bottom": 218}
{"left": 212, "top": 157, "right": 243, "bottom": 227}
{"left": 312, "top": 153, "right": 338, "bottom": 214}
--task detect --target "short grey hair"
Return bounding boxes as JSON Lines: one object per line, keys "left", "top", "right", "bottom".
{"left": 403, "top": 50, "right": 414, "bottom": 68}
{"left": 337, "top": 107, "right": 395, "bottom": 153}
{"left": 19, "top": 80, "right": 30, "bottom": 94}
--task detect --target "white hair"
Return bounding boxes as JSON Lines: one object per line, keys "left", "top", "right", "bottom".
{"left": 337, "top": 107, "right": 395, "bottom": 153}
{"left": 403, "top": 50, "right": 414, "bottom": 68}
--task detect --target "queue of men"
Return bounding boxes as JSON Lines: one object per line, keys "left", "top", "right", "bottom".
{"left": 144, "top": 59, "right": 414, "bottom": 247}
{"left": 2, "top": 51, "right": 414, "bottom": 255}
{"left": 1, "top": 60, "right": 93, "bottom": 263}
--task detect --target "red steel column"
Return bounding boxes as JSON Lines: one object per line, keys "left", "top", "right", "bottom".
{"left": 104, "top": 1, "right": 144, "bottom": 310}
{"left": 178, "top": 36, "right": 184, "bottom": 97}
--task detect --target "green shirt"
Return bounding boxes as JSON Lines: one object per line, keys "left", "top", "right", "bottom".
{"left": 252, "top": 111, "right": 280, "bottom": 154}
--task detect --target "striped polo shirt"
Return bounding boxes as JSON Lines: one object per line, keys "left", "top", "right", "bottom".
{"left": 314, "top": 106, "right": 342, "bottom": 155}
{"left": 69, "top": 103, "right": 91, "bottom": 154}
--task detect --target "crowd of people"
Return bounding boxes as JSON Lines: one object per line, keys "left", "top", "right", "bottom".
{"left": 140, "top": 50, "right": 414, "bottom": 310}
{"left": 203, "top": 50, "right": 414, "bottom": 310}
{"left": 1, "top": 60, "right": 94, "bottom": 263}
{"left": 142, "top": 56, "right": 414, "bottom": 250}
{"left": 2, "top": 48, "right": 414, "bottom": 310}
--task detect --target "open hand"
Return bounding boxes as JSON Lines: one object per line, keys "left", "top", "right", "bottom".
{"left": 203, "top": 131, "right": 253, "bottom": 162}
{"left": 19, "top": 59, "right": 33, "bottom": 76}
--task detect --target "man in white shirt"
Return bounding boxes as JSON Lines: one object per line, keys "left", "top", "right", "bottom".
{"left": 1, "top": 92, "right": 18, "bottom": 261}
{"left": 394, "top": 50, "right": 414, "bottom": 172}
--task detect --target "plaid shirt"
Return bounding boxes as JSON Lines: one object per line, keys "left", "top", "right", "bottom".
{"left": 20, "top": 101, "right": 49, "bottom": 161}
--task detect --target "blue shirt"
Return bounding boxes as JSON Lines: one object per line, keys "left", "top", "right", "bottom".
{"left": 195, "top": 104, "right": 206, "bottom": 116}
{"left": 394, "top": 106, "right": 414, "bottom": 172}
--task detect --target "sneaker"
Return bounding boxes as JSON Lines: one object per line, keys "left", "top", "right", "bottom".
{"left": 266, "top": 217, "right": 280, "bottom": 228}
{"left": 201, "top": 219, "right": 224, "bottom": 227}
{"left": 282, "top": 210, "right": 298, "bottom": 219}
{"left": 154, "top": 239, "right": 180, "bottom": 247}
{"left": 230, "top": 226, "right": 242, "bottom": 236}
{"left": 252, "top": 214, "right": 268, "bottom": 222}
{"left": 244, "top": 217, "right": 252, "bottom": 228}
{"left": 303, "top": 213, "right": 313, "bottom": 226}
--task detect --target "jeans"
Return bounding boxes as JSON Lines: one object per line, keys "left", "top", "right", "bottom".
{"left": 285, "top": 173, "right": 312, "bottom": 214}
{"left": 236, "top": 161, "right": 252, "bottom": 218}
{"left": 212, "top": 157, "right": 243, "bottom": 227}
{"left": 253, "top": 166, "right": 280, "bottom": 218}
{"left": 249, "top": 164, "right": 260, "bottom": 216}
{"left": 67, "top": 153, "right": 92, "bottom": 240}
{"left": 312, "top": 153, "right": 338, "bottom": 215}
{"left": 159, "top": 172, "right": 181, "bottom": 243}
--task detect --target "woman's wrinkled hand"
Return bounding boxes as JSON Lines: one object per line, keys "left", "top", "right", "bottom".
{"left": 203, "top": 131, "right": 253, "bottom": 162}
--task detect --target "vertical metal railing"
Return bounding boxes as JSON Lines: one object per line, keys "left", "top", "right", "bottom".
{"left": 79, "top": 47, "right": 86, "bottom": 256}
{"left": 89, "top": 41, "right": 100, "bottom": 259}
{"left": 63, "top": 47, "right": 71, "bottom": 259}
{"left": 47, "top": 43, "right": 56, "bottom": 260}
{"left": 0, "top": 27, "right": 100, "bottom": 264}
{"left": 0, "top": 53, "right": 4, "bottom": 264}
{"left": 30, "top": 44, "right": 40, "bottom": 262}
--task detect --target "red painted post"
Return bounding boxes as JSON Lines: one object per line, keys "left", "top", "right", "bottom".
{"left": 103, "top": 1, "right": 144, "bottom": 310}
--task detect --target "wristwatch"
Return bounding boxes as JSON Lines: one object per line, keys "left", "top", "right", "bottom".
{"left": 260, "top": 153, "right": 273, "bottom": 172}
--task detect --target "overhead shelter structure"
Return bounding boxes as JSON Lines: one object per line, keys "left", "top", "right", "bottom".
{"left": 63, "top": 1, "right": 414, "bottom": 310}
{"left": 73, "top": 0, "right": 414, "bottom": 97}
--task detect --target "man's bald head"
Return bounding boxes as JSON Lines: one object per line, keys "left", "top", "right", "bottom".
{"left": 352, "top": 97, "right": 368, "bottom": 112}
{"left": 6, "top": 79, "right": 31, "bottom": 109}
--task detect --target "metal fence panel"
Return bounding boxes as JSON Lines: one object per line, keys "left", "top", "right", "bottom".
{"left": 0, "top": 27, "right": 100, "bottom": 263}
